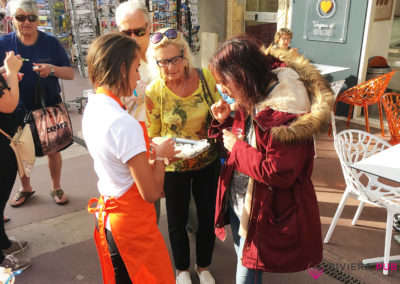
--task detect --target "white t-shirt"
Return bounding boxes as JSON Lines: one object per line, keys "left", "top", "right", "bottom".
{"left": 82, "top": 93, "right": 147, "bottom": 198}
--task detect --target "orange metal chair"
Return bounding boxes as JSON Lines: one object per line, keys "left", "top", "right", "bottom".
{"left": 334, "top": 70, "right": 396, "bottom": 137}
{"left": 381, "top": 92, "right": 400, "bottom": 145}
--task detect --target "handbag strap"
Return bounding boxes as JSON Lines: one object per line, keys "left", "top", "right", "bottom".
{"left": 34, "top": 77, "right": 47, "bottom": 109}
{"left": 0, "top": 127, "right": 12, "bottom": 141}
{"left": 197, "top": 68, "right": 215, "bottom": 118}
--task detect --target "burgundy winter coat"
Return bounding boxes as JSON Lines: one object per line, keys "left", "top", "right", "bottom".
{"left": 209, "top": 106, "right": 323, "bottom": 273}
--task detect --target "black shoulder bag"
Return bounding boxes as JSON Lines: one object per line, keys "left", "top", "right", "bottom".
{"left": 197, "top": 69, "right": 227, "bottom": 161}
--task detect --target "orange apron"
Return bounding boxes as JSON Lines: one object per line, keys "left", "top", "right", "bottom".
{"left": 88, "top": 88, "right": 174, "bottom": 284}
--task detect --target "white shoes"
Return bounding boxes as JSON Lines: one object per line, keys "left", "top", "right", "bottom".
{"left": 176, "top": 271, "right": 192, "bottom": 284}
{"left": 196, "top": 269, "right": 215, "bottom": 284}
{"left": 176, "top": 268, "right": 215, "bottom": 284}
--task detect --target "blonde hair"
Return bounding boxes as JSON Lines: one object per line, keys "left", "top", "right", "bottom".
{"left": 149, "top": 27, "right": 194, "bottom": 70}
{"left": 273, "top": 28, "right": 293, "bottom": 45}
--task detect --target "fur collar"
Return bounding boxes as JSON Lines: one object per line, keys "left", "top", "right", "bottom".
{"left": 259, "top": 47, "right": 334, "bottom": 143}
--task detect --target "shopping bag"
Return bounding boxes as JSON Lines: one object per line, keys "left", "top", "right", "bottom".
{"left": 25, "top": 78, "right": 73, "bottom": 157}
{"left": 0, "top": 124, "right": 36, "bottom": 178}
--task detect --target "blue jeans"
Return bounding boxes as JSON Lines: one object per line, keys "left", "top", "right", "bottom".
{"left": 229, "top": 206, "right": 262, "bottom": 284}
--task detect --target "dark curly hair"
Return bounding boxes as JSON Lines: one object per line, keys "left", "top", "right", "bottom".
{"left": 209, "top": 35, "right": 278, "bottom": 112}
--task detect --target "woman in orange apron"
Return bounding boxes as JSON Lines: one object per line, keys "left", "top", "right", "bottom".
{"left": 82, "top": 33, "right": 177, "bottom": 284}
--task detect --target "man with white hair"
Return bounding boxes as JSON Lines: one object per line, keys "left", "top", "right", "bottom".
{"left": 116, "top": 0, "right": 162, "bottom": 223}
{"left": 116, "top": 0, "right": 153, "bottom": 121}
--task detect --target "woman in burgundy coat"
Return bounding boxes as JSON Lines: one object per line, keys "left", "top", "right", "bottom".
{"left": 208, "top": 36, "right": 333, "bottom": 283}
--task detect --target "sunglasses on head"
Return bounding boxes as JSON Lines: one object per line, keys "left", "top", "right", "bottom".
{"left": 15, "top": 14, "right": 38, "bottom": 22}
{"left": 150, "top": 29, "right": 178, "bottom": 44}
{"left": 122, "top": 24, "right": 148, "bottom": 37}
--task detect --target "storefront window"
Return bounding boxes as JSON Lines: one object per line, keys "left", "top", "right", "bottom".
{"left": 247, "top": 0, "right": 278, "bottom": 12}
{"left": 245, "top": 0, "right": 278, "bottom": 45}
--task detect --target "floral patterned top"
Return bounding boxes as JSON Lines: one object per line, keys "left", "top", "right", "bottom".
{"left": 145, "top": 68, "right": 221, "bottom": 172}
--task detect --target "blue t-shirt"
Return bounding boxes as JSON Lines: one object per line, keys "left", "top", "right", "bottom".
{"left": 0, "top": 31, "right": 71, "bottom": 110}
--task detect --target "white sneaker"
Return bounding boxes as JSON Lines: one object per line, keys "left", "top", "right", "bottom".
{"left": 176, "top": 270, "right": 192, "bottom": 284}
{"left": 196, "top": 269, "right": 215, "bottom": 284}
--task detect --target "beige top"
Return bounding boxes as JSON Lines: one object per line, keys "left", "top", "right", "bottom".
{"left": 263, "top": 67, "right": 311, "bottom": 114}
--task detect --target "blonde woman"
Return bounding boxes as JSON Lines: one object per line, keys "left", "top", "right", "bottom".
{"left": 146, "top": 28, "right": 221, "bottom": 284}
{"left": 266, "top": 27, "right": 299, "bottom": 56}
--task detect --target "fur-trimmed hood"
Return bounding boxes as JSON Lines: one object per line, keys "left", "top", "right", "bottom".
{"left": 258, "top": 47, "right": 334, "bottom": 143}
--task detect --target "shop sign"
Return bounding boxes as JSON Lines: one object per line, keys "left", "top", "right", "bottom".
{"left": 303, "top": 0, "right": 350, "bottom": 43}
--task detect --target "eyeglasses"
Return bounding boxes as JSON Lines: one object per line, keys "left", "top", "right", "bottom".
{"left": 122, "top": 24, "right": 148, "bottom": 37}
{"left": 156, "top": 52, "right": 184, "bottom": 67}
{"left": 14, "top": 14, "right": 38, "bottom": 22}
{"left": 150, "top": 29, "right": 178, "bottom": 44}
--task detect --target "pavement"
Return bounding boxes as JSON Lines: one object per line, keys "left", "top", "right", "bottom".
{"left": 4, "top": 70, "right": 400, "bottom": 283}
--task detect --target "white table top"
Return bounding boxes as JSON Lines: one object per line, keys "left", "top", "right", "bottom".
{"left": 313, "top": 64, "right": 351, "bottom": 75}
{"left": 352, "top": 144, "right": 400, "bottom": 183}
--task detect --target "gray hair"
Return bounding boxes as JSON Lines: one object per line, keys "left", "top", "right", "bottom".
{"left": 8, "top": 0, "right": 38, "bottom": 16}
{"left": 115, "top": 0, "right": 151, "bottom": 27}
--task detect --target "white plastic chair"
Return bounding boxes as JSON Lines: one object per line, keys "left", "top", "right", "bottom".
{"left": 324, "top": 80, "right": 368, "bottom": 235}
{"left": 323, "top": 128, "right": 398, "bottom": 274}
{"left": 324, "top": 129, "right": 391, "bottom": 244}
{"left": 358, "top": 172, "right": 400, "bottom": 275}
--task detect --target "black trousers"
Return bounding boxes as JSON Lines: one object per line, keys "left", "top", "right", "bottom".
{"left": 164, "top": 159, "right": 219, "bottom": 270}
{"left": 105, "top": 229, "right": 132, "bottom": 284}
{"left": 0, "top": 143, "right": 17, "bottom": 262}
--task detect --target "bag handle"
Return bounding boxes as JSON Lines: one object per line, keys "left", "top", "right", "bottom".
{"left": 33, "top": 76, "right": 47, "bottom": 110}
{"left": 197, "top": 68, "right": 215, "bottom": 119}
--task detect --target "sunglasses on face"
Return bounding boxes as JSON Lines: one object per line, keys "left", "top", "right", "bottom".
{"left": 122, "top": 24, "right": 148, "bottom": 37}
{"left": 14, "top": 14, "right": 38, "bottom": 22}
{"left": 156, "top": 51, "right": 184, "bottom": 67}
{"left": 150, "top": 29, "right": 178, "bottom": 44}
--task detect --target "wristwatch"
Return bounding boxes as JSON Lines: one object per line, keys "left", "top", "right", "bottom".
{"left": 49, "top": 66, "right": 55, "bottom": 77}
